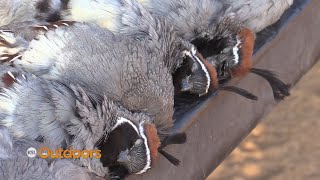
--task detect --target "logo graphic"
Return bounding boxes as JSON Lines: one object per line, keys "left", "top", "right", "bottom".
{"left": 26, "top": 146, "right": 101, "bottom": 159}
{"left": 26, "top": 147, "right": 37, "bottom": 158}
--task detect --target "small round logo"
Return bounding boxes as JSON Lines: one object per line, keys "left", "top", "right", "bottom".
{"left": 26, "top": 147, "right": 37, "bottom": 158}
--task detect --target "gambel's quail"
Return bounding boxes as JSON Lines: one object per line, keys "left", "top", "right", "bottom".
{"left": 0, "top": 2, "right": 258, "bottom": 100}
{"left": 136, "top": 0, "right": 292, "bottom": 100}
{"left": 0, "top": 66, "right": 184, "bottom": 178}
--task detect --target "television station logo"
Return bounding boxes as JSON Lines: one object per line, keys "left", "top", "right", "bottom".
{"left": 26, "top": 146, "right": 101, "bottom": 159}
{"left": 26, "top": 147, "right": 37, "bottom": 158}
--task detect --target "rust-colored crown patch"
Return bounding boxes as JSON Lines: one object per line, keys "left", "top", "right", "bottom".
{"left": 144, "top": 123, "right": 160, "bottom": 165}
{"left": 231, "top": 28, "right": 255, "bottom": 77}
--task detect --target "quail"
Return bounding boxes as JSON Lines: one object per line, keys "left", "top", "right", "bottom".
{"left": 0, "top": 0, "right": 259, "bottom": 99}
{"left": 0, "top": 21, "right": 188, "bottom": 177}
{"left": 134, "top": 0, "right": 292, "bottom": 100}
{"left": 47, "top": 0, "right": 262, "bottom": 100}
{"left": 0, "top": 65, "right": 184, "bottom": 178}
{"left": 0, "top": 0, "right": 212, "bottom": 97}
{"left": 34, "top": 0, "right": 258, "bottom": 99}
{"left": 1, "top": 0, "right": 292, "bottom": 99}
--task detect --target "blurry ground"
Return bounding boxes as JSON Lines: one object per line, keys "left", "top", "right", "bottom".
{"left": 207, "top": 60, "right": 320, "bottom": 180}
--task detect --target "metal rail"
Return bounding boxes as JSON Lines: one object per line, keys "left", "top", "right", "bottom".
{"left": 128, "top": 0, "right": 320, "bottom": 179}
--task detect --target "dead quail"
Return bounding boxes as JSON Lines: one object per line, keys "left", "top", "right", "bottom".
{"left": 136, "top": 0, "right": 292, "bottom": 100}
{"left": 0, "top": 22, "right": 187, "bottom": 177}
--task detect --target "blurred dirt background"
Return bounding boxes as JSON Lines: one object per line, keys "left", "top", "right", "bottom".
{"left": 207, "top": 60, "right": 320, "bottom": 180}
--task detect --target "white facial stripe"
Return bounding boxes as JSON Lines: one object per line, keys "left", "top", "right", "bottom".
{"left": 136, "top": 121, "right": 151, "bottom": 174}
{"left": 111, "top": 117, "right": 139, "bottom": 134}
{"left": 191, "top": 47, "right": 210, "bottom": 96}
{"left": 183, "top": 47, "right": 210, "bottom": 96}
{"left": 233, "top": 36, "right": 242, "bottom": 64}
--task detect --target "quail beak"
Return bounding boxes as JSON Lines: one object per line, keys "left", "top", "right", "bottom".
{"left": 117, "top": 150, "right": 130, "bottom": 164}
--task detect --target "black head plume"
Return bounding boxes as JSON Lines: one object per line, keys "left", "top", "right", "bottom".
{"left": 250, "top": 68, "right": 290, "bottom": 100}
{"left": 159, "top": 132, "right": 187, "bottom": 149}
{"left": 158, "top": 149, "right": 180, "bottom": 166}
{"left": 218, "top": 86, "right": 258, "bottom": 100}
{"left": 158, "top": 132, "right": 187, "bottom": 166}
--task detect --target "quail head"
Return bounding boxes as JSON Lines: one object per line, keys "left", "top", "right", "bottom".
{"left": 191, "top": 15, "right": 290, "bottom": 100}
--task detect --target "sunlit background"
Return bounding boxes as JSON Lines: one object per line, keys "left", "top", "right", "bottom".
{"left": 207, "top": 60, "right": 320, "bottom": 180}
